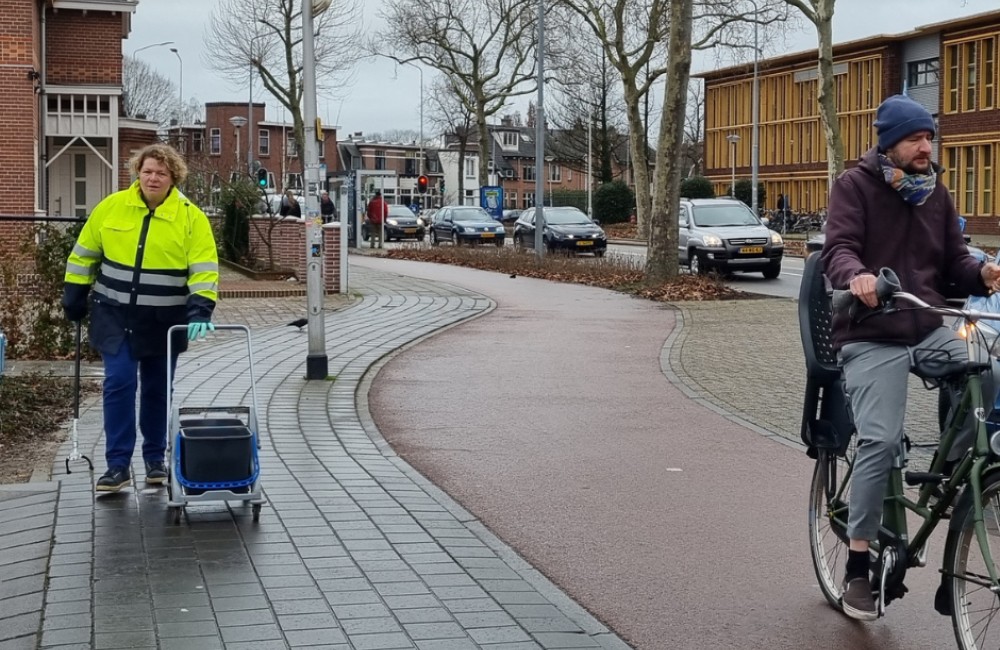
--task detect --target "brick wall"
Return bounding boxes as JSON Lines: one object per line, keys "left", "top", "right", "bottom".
{"left": 45, "top": 10, "right": 122, "bottom": 86}
{"left": 0, "top": 0, "right": 40, "bottom": 218}
{"left": 244, "top": 217, "right": 342, "bottom": 294}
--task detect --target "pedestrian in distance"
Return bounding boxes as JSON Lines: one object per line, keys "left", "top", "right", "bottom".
{"left": 366, "top": 190, "right": 389, "bottom": 249}
{"left": 821, "top": 94, "right": 1000, "bottom": 621}
{"left": 279, "top": 189, "right": 301, "bottom": 218}
{"left": 62, "top": 143, "right": 219, "bottom": 493}
{"left": 320, "top": 190, "right": 337, "bottom": 224}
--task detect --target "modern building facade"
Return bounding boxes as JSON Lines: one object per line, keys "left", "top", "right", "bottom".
{"left": 699, "top": 10, "right": 1000, "bottom": 233}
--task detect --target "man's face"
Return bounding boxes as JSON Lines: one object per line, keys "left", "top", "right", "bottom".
{"left": 886, "top": 131, "right": 934, "bottom": 174}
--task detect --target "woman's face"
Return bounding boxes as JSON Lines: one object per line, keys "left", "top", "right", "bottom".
{"left": 138, "top": 157, "right": 173, "bottom": 206}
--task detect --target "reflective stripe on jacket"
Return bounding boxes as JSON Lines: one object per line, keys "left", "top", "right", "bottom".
{"left": 64, "top": 181, "right": 218, "bottom": 358}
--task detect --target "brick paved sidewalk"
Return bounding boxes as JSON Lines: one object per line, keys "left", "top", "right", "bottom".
{"left": 0, "top": 263, "right": 628, "bottom": 650}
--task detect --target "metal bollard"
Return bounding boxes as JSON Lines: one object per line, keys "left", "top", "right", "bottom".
{"left": 0, "top": 329, "right": 6, "bottom": 377}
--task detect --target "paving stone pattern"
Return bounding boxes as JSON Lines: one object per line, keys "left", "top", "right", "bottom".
{"left": 1, "top": 264, "right": 629, "bottom": 649}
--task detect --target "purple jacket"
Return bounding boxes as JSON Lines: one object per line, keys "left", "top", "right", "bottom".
{"left": 821, "top": 147, "right": 987, "bottom": 350}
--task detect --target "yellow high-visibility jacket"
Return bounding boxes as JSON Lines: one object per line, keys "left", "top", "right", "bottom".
{"left": 62, "top": 182, "right": 218, "bottom": 358}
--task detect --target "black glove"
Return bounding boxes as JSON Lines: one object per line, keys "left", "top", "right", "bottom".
{"left": 62, "top": 283, "right": 89, "bottom": 322}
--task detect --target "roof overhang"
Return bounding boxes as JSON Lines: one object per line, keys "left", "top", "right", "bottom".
{"left": 119, "top": 117, "right": 158, "bottom": 131}
{"left": 51, "top": 0, "right": 138, "bottom": 37}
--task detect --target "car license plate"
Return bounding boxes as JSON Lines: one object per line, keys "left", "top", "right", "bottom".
{"left": 576, "top": 240, "right": 594, "bottom": 246}
{"left": 739, "top": 246, "right": 763, "bottom": 254}
{"left": 481, "top": 232, "right": 495, "bottom": 238}
{"left": 403, "top": 228, "right": 416, "bottom": 234}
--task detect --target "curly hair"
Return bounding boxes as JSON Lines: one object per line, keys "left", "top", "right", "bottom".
{"left": 129, "top": 143, "right": 188, "bottom": 185}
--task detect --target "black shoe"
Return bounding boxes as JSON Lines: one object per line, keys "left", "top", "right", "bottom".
{"left": 841, "top": 577, "right": 877, "bottom": 621}
{"left": 145, "top": 461, "right": 167, "bottom": 485}
{"left": 96, "top": 466, "right": 132, "bottom": 492}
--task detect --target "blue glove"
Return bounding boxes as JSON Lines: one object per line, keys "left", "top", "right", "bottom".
{"left": 187, "top": 322, "right": 215, "bottom": 341}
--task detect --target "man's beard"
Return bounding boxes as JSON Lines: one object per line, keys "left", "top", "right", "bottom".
{"left": 888, "top": 151, "right": 931, "bottom": 175}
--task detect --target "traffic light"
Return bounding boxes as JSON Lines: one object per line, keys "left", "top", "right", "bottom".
{"left": 439, "top": 179, "right": 445, "bottom": 193}
{"left": 417, "top": 174, "right": 428, "bottom": 194}
{"left": 256, "top": 167, "right": 268, "bottom": 188}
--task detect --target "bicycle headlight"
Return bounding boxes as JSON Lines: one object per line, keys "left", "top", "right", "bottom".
{"left": 990, "top": 429, "right": 1000, "bottom": 457}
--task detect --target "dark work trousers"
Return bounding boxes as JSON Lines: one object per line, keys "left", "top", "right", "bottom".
{"left": 101, "top": 338, "right": 178, "bottom": 469}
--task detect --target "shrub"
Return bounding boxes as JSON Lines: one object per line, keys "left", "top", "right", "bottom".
{"left": 593, "top": 181, "right": 635, "bottom": 224}
{"left": 680, "top": 176, "right": 715, "bottom": 199}
{"left": 219, "top": 178, "right": 257, "bottom": 265}
{"left": 734, "top": 179, "right": 766, "bottom": 212}
{"left": 0, "top": 222, "right": 84, "bottom": 360}
{"left": 544, "top": 189, "right": 588, "bottom": 212}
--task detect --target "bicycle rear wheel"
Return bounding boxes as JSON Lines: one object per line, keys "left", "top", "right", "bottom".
{"left": 946, "top": 472, "right": 1000, "bottom": 650}
{"left": 808, "top": 439, "right": 857, "bottom": 610}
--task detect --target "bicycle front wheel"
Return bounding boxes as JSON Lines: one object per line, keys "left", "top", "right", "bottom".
{"left": 947, "top": 472, "right": 1000, "bottom": 650}
{"left": 808, "top": 440, "right": 857, "bottom": 611}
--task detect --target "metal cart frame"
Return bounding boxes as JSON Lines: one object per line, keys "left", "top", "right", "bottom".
{"left": 165, "top": 324, "right": 265, "bottom": 524}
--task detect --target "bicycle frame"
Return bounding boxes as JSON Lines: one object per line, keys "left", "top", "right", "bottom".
{"left": 828, "top": 293, "right": 1000, "bottom": 594}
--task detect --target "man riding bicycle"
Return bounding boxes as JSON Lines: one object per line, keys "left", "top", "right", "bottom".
{"left": 822, "top": 94, "right": 1000, "bottom": 620}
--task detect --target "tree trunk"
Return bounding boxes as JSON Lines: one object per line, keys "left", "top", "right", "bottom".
{"left": 476, "top": 105, "right": 490, "bottom": 198}
{"left": 457, "top": 138, "right": 467, "bottom": 206}
{"left": 814, "top": 0, "right": 843, "bottom": 193}
{"left": 646, "top": 0, "right": 693, "bottom": 284}
{"left": 623, "top": 85, "right": 652, "bottom": 240}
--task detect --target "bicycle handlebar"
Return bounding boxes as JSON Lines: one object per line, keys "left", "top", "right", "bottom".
{"left": 831, "top": 267, "right": 902, "bottom": 313}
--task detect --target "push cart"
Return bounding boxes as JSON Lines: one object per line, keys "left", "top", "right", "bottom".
{"left": 165, "top": 324, "right": 265, "bottom": 524}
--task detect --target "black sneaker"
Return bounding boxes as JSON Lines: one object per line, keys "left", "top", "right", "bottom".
{"left": 96, "top": 466, "right": 132, "bottom": 492}
{"left": 841, "top": 577, "right": 877, "bottom": 621}
{"left": 145, "top": 461, "right": 167, "bottom": 485}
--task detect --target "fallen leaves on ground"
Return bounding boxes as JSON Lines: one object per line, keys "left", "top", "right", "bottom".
{"left": 383, "top": 245, "right": 747, "bottom": 302}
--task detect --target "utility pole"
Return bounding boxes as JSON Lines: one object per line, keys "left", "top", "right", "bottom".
{"left": 533, "top": 0, "right": 545, "bottom": 258}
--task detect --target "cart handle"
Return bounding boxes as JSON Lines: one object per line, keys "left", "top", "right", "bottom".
{"left": 165, "top": 324, "right": 260, "bottom": 444}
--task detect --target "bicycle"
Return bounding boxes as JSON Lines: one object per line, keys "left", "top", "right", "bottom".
{"left": 800, "top": 252, "right": 1000, "bottom": 649}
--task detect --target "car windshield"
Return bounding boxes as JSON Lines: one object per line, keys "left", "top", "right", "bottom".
{"left": 692, "top": 205, "right": 760, "bottom": 227}
{"left": 452, "top": 208, "right": 490, "bottom": 222}
{"left": 388, "top": 206, "right": 413, "bottom": 217}
{"left": 544, "top": 208, "right": 592, "bottom": 225}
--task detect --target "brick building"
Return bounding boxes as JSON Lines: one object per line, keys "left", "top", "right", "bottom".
{"left": 337, "top": 134, "right": 442, "bottom": 207}
{"left": 166, "top": 102, "right": 339, "bottom": 206}
{"left": 698, "top": 10, "right": 1000, "bottom": 233}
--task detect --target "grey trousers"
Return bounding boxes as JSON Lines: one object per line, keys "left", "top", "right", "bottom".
{"left": 839, "top": 326, "right": 971, "bottom": 541}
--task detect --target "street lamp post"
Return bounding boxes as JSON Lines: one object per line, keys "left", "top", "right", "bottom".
{"left": 749, "top": 0, "right": 760, "bottom": 216}
{"left": 230, "top": 115, "right": 248, "bottom": 173}
{"left": 169, "top": 48, "right": 183, "bottom": 110}
{"left": 726, "top": 133, "right": 741, "bottom": 197}
{"left": 132, "top": 40, "right": 174, "bottom": 56}
{"left": 533, "top": 0, "right": 546, "bottom": 258}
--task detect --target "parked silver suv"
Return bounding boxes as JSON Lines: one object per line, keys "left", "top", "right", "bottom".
{"left": 678, "top": 198, "right": 784, "bottom": 279}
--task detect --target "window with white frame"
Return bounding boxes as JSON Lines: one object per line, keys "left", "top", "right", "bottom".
{"left": 549, "top": 164, "right": 561, "bottom": 182}
{"left": 209, "top": 128, "right": 221, "bottom": 155}
{"left": 192, "top": 131, "right": 204, "bottom": 153}
{"left": 258, "top": 129, "right": 270, "bottom": 156}
{"left": 465, "top": 156, "right": 476, "bottom": 177}
{"left": 286, "top": 133, "right": 298, "bottom": 157}
{"left": 500, "top": 131, "right": 519, "bottom": 148}
{"left": 523, "top": 165, "right": 535, "bottom": 181}
{"left": 285, "top": 173, "right": 303, "bottom": 190}
{"left": 375, "top": 150, "right": 386, "bottom": 170}
{"left": 523, "top": 192, "right": 535, "bottom": 208}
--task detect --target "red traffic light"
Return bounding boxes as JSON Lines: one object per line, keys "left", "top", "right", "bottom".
{"left": 417, "top": 175, "right": 428, "bottom": 193}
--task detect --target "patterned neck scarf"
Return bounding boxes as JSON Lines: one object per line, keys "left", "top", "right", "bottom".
{"left": 879, "top": 153, "right": 937, "bottom": 206}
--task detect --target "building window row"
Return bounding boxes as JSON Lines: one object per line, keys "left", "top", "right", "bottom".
{"left": 945, "top": 36, "right": 997, "bottom": 113}
{"left": 944, "top": 143, "right": 996, "bottom": 217}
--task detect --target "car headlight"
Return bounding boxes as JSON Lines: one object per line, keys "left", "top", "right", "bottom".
{"left": 495, "top": 226, "right": 504, "bottom": 233}
{"left": 770, "top": 231, "right": 783, "bottom": 245}
{"left": 387, "top": 219, "right": 398, "bottom": 226}
{"left": 702, "top": 234, "right": 723, "bottom": 247}
{"left": 548, "top": 230, "right": 566, "bottom": 239}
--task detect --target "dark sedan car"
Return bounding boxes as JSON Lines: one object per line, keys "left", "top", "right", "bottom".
{"left": 363, "top": 204, "right": 425, "bottom": 242}
{"left": 512, "top": 206, "right": 608, "bottom": 257}
{"left": 429, "top": 206, "right": 506, "bottom": 246}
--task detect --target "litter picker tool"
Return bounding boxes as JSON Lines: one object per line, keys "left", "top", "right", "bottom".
{"left": 65, "top": 321, "right": 93, "bottom": 474}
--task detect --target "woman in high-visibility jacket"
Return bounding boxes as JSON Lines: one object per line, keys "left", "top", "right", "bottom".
{"left": 62, "top": 143, "right": 219, "bottom": 492}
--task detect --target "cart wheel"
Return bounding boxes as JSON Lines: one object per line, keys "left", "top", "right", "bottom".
{"left": 252, "top": 504, "right": 261, "bottom": 522}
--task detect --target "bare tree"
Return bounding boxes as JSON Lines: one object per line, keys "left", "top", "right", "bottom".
{"left": 376, "top": 0, "right": 540, "bottom": 187}
{"left": 547, "top": 33, "right": 629, "bottom": 185}
{"left": 683, "top": 79, "right": 705, "bottom": 177}
{"left": 204, "top": 0, "right": 364, "bottom": 159}
{"left": 779, "top": 0, "right": 842, "bottom": 188}
{"left": 426, "top": 77, "right": 476, "bottom": 206}
{"left": 122, "top": 56, "right": 177, "bottom": 124}
{"left": 366, "top": 129, "right": 421, "bottom": 143}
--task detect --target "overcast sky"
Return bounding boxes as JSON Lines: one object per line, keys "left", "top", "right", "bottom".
{"left": 128, "top": 0, "right": 995, "bottom": 138}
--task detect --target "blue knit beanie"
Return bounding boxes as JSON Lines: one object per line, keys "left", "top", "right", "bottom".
{"left": 874, "top": 95, "right": 936, "bottom": 151}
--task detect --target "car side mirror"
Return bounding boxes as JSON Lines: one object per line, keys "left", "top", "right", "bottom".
{"left": 592, "top": 218, "right": 601, "bottom": 226}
